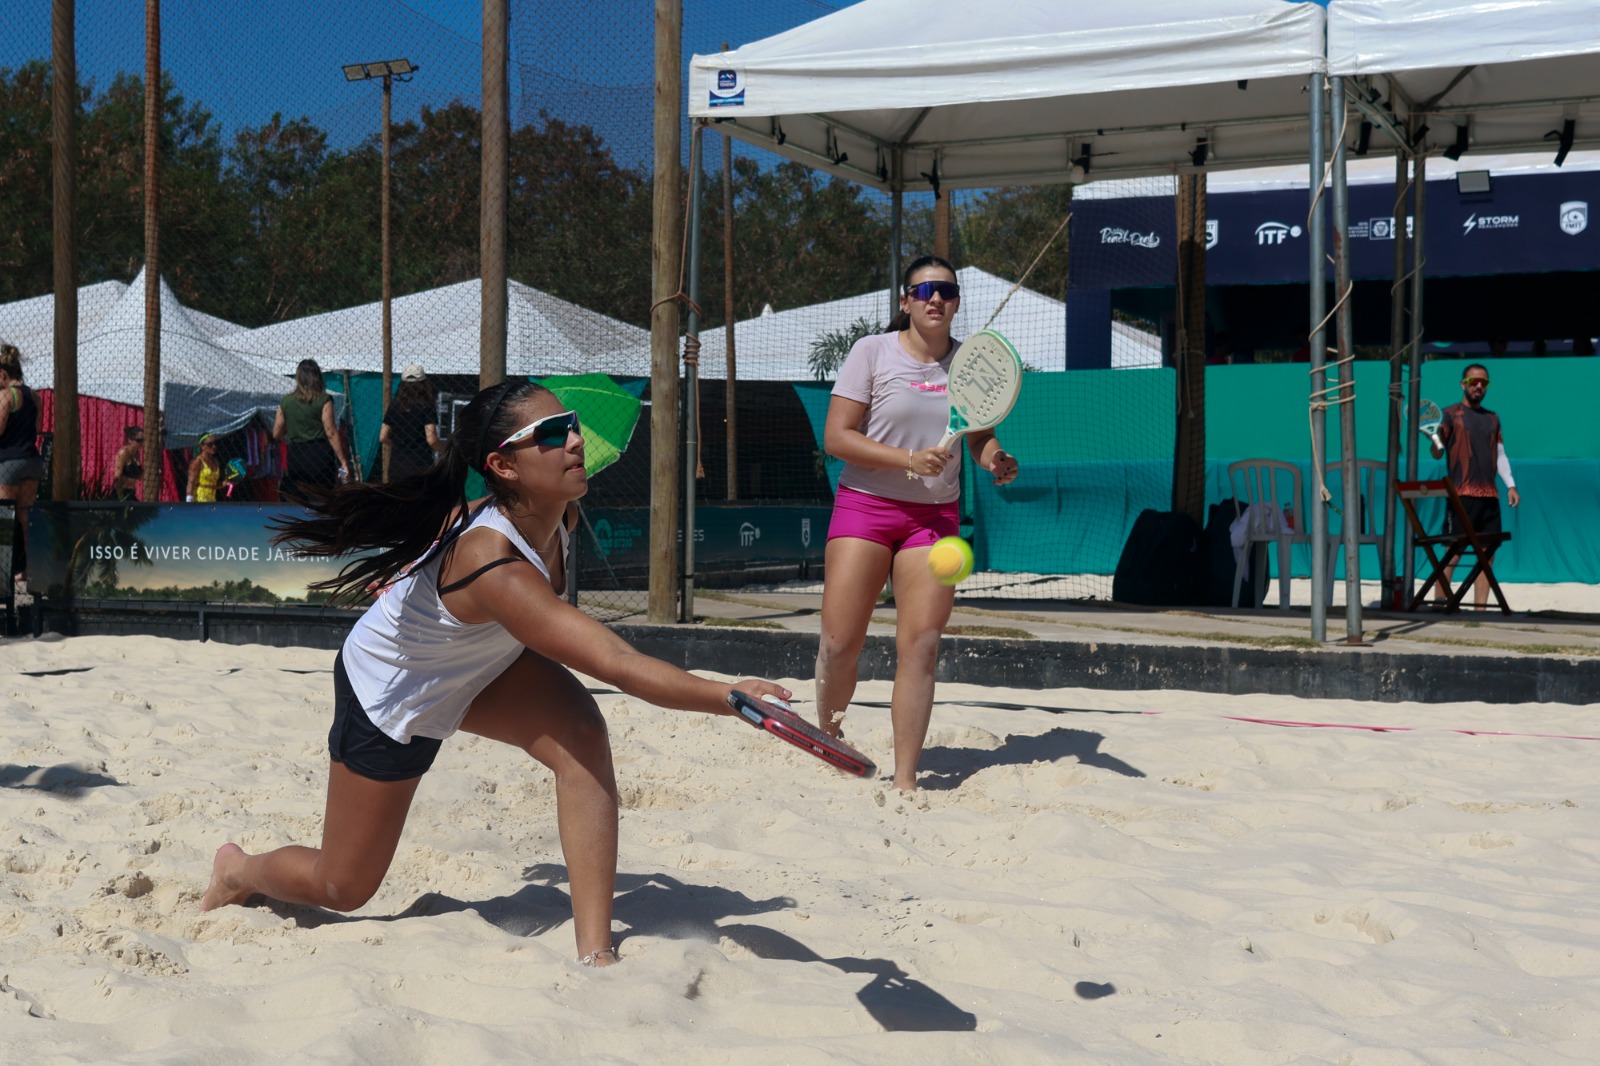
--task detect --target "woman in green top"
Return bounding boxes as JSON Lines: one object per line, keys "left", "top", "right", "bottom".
{"left": 273, "top": 359, "right": 351, "bottom": 500}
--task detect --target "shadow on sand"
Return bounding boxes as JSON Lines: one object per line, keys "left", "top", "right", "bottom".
{"left": 254, "top": 866, "right": 975, "bottom": 1031}
{"left": 918, "top": 726, "right": 1145, "bottom": 791}
{"left": 0, "top": 763, "right": 121, "bottom": 795}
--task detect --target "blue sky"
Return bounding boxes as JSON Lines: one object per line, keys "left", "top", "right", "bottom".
{"left": 0, "top": 0, "right": 847, "bottom": 164}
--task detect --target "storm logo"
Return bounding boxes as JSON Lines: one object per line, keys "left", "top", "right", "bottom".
{"left": 1463, "top": 213, "right": 1519, "bottom": 234}
{"left": 1560, "top": 201, "right": 1588, "bottom": 236}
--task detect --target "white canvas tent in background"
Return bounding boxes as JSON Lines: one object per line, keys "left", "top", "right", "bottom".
{"left": 0, "top": 282, "right": 129, "bottom": 367}
{"left": 219, "top": 278, "right": 650, "bottom": 380}
{"left": 689, "top": 0, "right": 1328, "bottom": 190}
{"left": 1327, "top": 0, "right": 1600, "bottom": 159}
{"left": 661, "top": 266, "right": 1160, "bottom": 381}
{"left": 10, "top": 271, "right": 288, "bottom": 445}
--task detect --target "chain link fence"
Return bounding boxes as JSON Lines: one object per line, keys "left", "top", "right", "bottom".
{"left": 1, "top": 1, "right": 1187, "bottom": 617}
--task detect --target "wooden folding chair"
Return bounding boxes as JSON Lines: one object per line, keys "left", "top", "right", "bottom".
{"left": 1394, "top": 479, "right": 1512, "bottom": 614}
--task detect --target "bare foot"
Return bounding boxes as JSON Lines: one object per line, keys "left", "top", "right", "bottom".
{"left": 818, "top": 707, "right": 847, "bottom": 739}
{"left": 199, "top": 843, "right": 253, "bottom": 911}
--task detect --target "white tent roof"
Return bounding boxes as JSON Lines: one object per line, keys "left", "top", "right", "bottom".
{"left": 689, "top": 0, "right": 1327, "bottom": 190}
{"left": 1327, "top": 0, "right": 1600, "bottom": 159}
{"left": 218, "top": 278, "right": 651, "bottom": 379}
{"left": 14, "top": 271, "right": 292, "bottom": 442}
{"left": 627, "top": 267, "right": 1160, "bottom": 381}
{"left": 0, "top": 281, "right": 128, "bottom": 370}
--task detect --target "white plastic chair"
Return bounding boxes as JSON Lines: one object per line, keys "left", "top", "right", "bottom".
{"left": 1228, "top": 459, "right": 1312, "bottom": 609}
{"left": 1322, "top": 459, "right": 1390, "bottom": 605}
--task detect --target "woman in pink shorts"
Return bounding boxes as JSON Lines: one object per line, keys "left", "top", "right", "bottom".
{"left": 815, "top": 255, "right": 1018, "bottom": 791}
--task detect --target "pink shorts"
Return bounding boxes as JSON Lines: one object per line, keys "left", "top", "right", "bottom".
{"left": 827, "top": 486, "right": 959, "bottom": 551}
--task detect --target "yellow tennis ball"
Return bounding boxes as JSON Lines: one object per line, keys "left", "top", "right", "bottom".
{"left": 927, "top": 536, "right": 974, "bottom": 586}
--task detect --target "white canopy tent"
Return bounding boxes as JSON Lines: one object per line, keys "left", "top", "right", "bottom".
{"left": 1327, "top": 0, "right": 1600, "bottom": 162}
{"left": 219, "top": 278, "right": 650, "bottom": 380}
{"left": 630, "top": 266, "right": 1159, "bottom": 382}
{"left": 15, "top": 272, "right": 288, "bottom": 445}
{"left": 688, "top": 0, "right": 1328, "bottom": 190}
{"left": 0, "top": 282, "right": 129, "bottom": 368}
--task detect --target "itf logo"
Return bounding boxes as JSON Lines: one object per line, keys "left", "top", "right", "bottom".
{"left": 1560, "top": 201, "right": 1588, "bottom": 236}
{"left": 1205, "top": 220, "right": 1219, "bottom": 249}
{"left": 739, "top": 522, "right": 761, "bottom": 547}
{"left": 1255, "top": 221, "right": 1303, "bottom": 245}
{"left": 800, "top": 517, "right": 812, "bottom": 549}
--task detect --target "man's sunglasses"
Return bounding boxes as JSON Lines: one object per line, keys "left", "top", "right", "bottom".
{"left": 1462, "top": 377, "right": 1490, "bottom": 388}
{"left": 905, "top": 280, "right": 960, "bottom": 302}
{"left": 498, "top": 410, "right": 581, "bottom": 449}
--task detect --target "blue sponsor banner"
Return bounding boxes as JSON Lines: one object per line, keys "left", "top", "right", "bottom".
{"left": 1072, "top": 171, "right": 1600, "bottom": 289}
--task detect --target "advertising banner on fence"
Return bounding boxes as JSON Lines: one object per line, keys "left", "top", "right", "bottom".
{"left": 26, "top": 502, "right": 348, "bottom": 604}
{"left": 26, "top": 501, "right": 834, "bottom": 604}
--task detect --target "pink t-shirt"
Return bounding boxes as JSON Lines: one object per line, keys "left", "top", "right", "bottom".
{"left": 831, "top": 330, "right": 961, "bottom": 504}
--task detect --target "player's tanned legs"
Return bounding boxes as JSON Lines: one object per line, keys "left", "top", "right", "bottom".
{"left": 815, "top": 536, "right": 892, "bottom": 741}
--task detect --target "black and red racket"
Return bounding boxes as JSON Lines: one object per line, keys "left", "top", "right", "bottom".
{"left": 727, "top": 690, "right": 877, "bottom": 778}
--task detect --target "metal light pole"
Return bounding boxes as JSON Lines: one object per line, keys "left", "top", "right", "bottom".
{"left": 342, "top": 58, "right": 417, "bottom": 481}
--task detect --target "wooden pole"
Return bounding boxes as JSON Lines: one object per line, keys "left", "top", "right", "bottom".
{"left": 1171, "top": 173, "right": 1207, "bottom": 524}
{"left": 479, "top": 0, "right": 508, "bottom": 389}
{"left": 649, "top": 0, "right": 683, "bottom": 623}
{"left": 140, "top": 0, "right": 161, "bottom": 504}
{"left": 380, "top": 73, "right": 393, "bottom": 481}
{"left": 933, "top": 191, "right": 950, "bottom": 261}
{"left": 51, "top": 0, "right": 79, "bottom": 503}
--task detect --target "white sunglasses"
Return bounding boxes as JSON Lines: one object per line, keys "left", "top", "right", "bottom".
{"left": 497, "top": 410, "right": 580, "bottom": 449}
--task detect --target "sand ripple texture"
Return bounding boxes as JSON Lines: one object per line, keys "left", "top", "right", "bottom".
{"left": 2, "top": 634, "right": 1597, "bottom": 1064}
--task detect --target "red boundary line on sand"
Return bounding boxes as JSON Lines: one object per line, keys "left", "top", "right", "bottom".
{"left": 1220, "top": 715, "right": 1600, "bottom": 741}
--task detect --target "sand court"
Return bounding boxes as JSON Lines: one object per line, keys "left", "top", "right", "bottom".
{"left": 3, "top": 633, "right": 1597, "bottom": 1063}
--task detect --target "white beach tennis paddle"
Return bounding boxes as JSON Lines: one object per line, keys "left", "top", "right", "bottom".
{"left": 907, "top": 328, "right": 1024, "bottom": 478}
{"left": 1418, "top": 399, "right": 1443, "bottom": 450}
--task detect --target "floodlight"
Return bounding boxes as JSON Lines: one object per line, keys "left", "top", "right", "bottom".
{"left": 1456, "top": 170, "right": 1492, "bottom": 195}
{"left": 342, "top": 58, "right": 418, "bottom": 82}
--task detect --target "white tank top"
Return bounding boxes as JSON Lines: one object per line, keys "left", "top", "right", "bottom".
{"left": 341, "top": 503, "right": 569, "bottom": 743}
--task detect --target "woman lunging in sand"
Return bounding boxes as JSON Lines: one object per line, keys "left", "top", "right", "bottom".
{"left": 201, "top": 380, "right": 789, "bottom": 966}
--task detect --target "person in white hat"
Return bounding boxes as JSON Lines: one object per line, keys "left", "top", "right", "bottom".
{"left": 381, "top": 364, "right": 443, "bottom": 480}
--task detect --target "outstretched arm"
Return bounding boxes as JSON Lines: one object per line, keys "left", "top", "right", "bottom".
{"left": 451, "top": 545, "right": 789, "bottom": 715}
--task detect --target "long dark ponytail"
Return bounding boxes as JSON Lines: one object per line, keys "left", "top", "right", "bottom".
{"left": 272, "top": 379, "right": 548, "bottom": 602}
{"left": 886, "top": 253, "right": 957, "bottom": 333}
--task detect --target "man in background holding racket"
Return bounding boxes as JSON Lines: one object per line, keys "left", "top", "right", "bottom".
{"left": 814, "top": 255, "right": 1018, "bottom": 792}
{"left": 1429, "top": 363, "right": 1520, "bottom": 607}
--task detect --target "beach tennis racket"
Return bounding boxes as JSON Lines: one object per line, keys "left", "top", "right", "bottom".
{"left": 1418, "top": 399, "right": 1443, "bottom": 449}
{"left": 907, "top": 328, "right": 1024, "bottom": 478}
{"left": 727, "top": 690, "right": 877, "bottom": 778}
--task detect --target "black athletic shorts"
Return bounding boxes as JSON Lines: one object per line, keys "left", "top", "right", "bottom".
{"left": 329, "top": 652, "right": 442, "bottom": 781}
{"left": 1443, "top": 495, "right": 1501, "bottom": 540}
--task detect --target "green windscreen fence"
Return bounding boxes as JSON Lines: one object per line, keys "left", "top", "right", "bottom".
{"left": 797, "top": 358, "right": 1600, "bottom": 589}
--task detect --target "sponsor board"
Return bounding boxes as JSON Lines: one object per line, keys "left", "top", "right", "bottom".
{"left": 709, "top": 68, "right": 745, "bottom": 108}
{"left": 1560, "top": 200, "right": 1588, "bottom": 236}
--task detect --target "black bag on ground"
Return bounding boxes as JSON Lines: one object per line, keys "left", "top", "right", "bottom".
{"left": 1201, "top": 501, "right": 1265, "bottom": 607}
{"left": 1112, "top": 509, "right": 1204, "bottom": 606}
